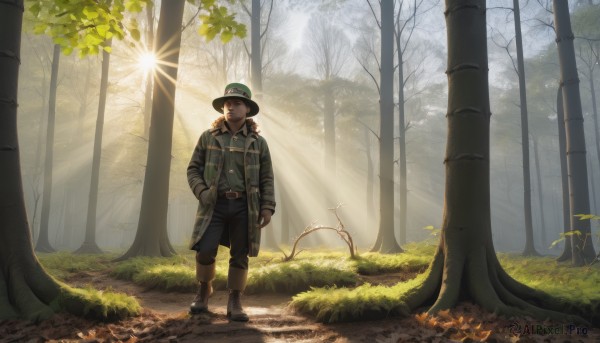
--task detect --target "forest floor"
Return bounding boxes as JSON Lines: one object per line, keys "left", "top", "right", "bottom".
{"left": 2, "top": 270, "right": 598, "bottom": 343}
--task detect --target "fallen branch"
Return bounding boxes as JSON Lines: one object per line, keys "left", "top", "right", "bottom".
{"left": 280, "top": 204, "right": 358, "bottom": 261}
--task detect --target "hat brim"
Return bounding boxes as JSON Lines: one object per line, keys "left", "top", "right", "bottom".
{"left": 212, "top": 95, "right": 259, "bottom": 117}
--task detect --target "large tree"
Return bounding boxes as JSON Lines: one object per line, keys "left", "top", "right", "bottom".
{"left": 397, "top": 0, "right": 584, "bottom": 322}
{"left": 118, "top": 0, "right": 246, "bottom": 259}
{"left": 116, "top": 0, "right": 185, "bottom": 259}
{"left": 553, "top": 0, "right": 597, "bottom": 266}
{"left": 0, "top": 0, "right": 137, "bottom": 321}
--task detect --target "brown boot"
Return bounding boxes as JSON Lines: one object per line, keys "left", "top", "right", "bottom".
{"left": 190, "top": 263, "right": 215, "bottom": 314}
{"left": 227, "top": 290, "right": 249, "bottom": 322}
{"left": 226, "top": 267, "right": 249, "bottom": 321}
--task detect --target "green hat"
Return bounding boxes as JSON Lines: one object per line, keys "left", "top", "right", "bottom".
{"left": 212, "top": 83, "right": 260, "bottom": 117}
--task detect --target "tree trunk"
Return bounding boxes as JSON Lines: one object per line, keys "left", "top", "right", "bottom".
{"left": 0, "top": 0, "right": 63, "bottom": 320}
{"left": 553, "top": 0, "right": 597, "bottom": 266}
{"left": 250, "top": 0, "right": 262, "bottom": 95}
{"left": 63, "top": 59, "right": 92, "bottom": 250}
{"left": 532, "top": 135, "right": 547, "bottom": 248}
{"left": 513, "top": 0, "right": 537, "bottom": 256}
{"left": 365, "top": 126, "right": 375, "bottom": 237}
{"left": 35, "top": 44, "right": 61, "bottom": 253}
{"left": 324, "top": 82, "right": 336, "bottom": 174}
{"left": 400, "top": 0, "right": 584, "bottom": 323}
{"left": 116, "top": 0, "right": 186, "bottom": 260}
{"left": 589, "top": 70, "right": 599, "bottom": 213}
{"left": 378, "top": 0, "right": 402, "bottom": 253}
{"left": 143, "top": 2, "right": 154, "bottom": 139}
{"left": 76, "top": 40, "right": 113, "bottom": 254}
{"left": 396, "top": 20, "right": 408, "bottom": 246}
{"left": 556, "top": 86, "right": 573, "bottom": 261}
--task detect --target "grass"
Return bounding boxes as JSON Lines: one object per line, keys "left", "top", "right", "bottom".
{"left": 38, "top": 243, "right": 600, "bottom": 325}
{"left": 37, "top": 252, "right": 117, "bottom": 280}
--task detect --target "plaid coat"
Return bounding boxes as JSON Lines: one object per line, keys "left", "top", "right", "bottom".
{"left": 187, "top": 125, "right": 276, "bottom": 257}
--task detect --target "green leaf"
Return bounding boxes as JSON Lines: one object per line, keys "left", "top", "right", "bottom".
{"left": 103, "top": 45, "right": 112, "bottom": 53}
{"left": 29, "top": 3, "right": 41, "bottom": 17}
{"left": 130, "top": 28, "right": 141, "bottom": 41}
{"left": 220, "top": 30, "right": 233, "bottom": 43}
{"left": 83, "top": 7, "right": 99, "bottom": 20}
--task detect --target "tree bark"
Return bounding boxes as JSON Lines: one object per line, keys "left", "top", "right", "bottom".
{"left": 76, "top": 40, "right": 113, "bottom": 254}
{"left": 556, "top": 86, "right": 573, "bottom": 261}
{"left": 399, "top": 0, "right": 585, "bottom": 324}
{"left": 0, "top": 0, "right": 63, "bottom": 320}
{"left": 116, "top": 0, "right": 186, "bottom": 260}
{"left": 143, "top": 2, "right": 154, "bottom": 139}
{"left": 553, "top": 0, "right": 597, "bottom": 266}
{"left": 532, "top": 135, "right": 547, "bottom": 248}
{"left": 250, "top": 0, "right": 262, "bottom": 95}
{"left": 513, "top": 0, "right": 537, "bottom": 256}
{"left": 35, "top": 44, "right": 61, "bottom": 253}
{"left": 378, "top": 0, "right": 402, "bottom": 253}
{"left": 396, "top": 19, "right": 408, "bottom": 246}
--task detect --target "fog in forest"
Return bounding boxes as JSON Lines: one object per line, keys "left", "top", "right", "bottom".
{"left": 16, "top": 0, "right": 600, "bottom": 255}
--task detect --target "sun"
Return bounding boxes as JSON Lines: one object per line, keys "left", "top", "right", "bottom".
{"left": 138, "top": 52, "right": 157, "bottom": 71}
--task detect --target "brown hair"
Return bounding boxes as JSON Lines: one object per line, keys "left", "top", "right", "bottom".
{"left": 211, "top": 116, "right": 260, "bottom": 134}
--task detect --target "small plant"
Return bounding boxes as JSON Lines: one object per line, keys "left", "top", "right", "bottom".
{"left": 550, "top": 214, "right": 600, "bottom": 265}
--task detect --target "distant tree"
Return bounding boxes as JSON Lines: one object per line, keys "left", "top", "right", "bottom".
{"left": 555, "top": 86, "right": 574, "bottom": 261}
{"left": 531, "top": 135, "right": 548, "bottom": 247}
{"left": 490, "top": 0, "right": 538, "bottom": 255}
{"left": 34, "top": 44, "right": 60, "bottom": 253}
{"left": 393, "top": 0, "right": 429, "bottom": 245}
{"left": 75, "top": 39, "right": 112, "bottom": 254}
{"left": 376, "top": 0, "right": 402, "bottom": 253}
{"left": 553, "top": 0, "right": 597, "bottom": 266}
{"left": 306, "top": 16, "right": 351, "bottom": 175}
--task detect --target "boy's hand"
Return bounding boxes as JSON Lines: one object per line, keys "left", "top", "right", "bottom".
{"left": 258, "top": 209, "right": 272, "bottom": 229}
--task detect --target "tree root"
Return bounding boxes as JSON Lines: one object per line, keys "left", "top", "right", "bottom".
{"left": 403, "top": 242, "right": 590, "bottom": 326}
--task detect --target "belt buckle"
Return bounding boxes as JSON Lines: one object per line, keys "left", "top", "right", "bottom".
{"left": 225, "top": 191, "right": 238, "bottom": 199}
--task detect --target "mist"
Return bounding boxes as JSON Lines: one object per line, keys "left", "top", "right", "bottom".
{"left": 15, "top": 0, "right": 600, "bottom": 256}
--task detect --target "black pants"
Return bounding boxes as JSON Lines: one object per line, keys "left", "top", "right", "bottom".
{"left": 193, "top": 196, "right": 249, "bottom": 270}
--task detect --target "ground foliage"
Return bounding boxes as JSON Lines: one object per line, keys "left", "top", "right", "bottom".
{"left": 10, "top": 243, "right": 597, "bottom": 341}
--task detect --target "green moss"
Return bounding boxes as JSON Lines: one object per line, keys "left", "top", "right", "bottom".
{"left": 246, "top": 259, "right": 357, "bottom": 294}
{"left": 57, "top": 283, "right": 140, "bottom": 322}
{"left": 290, "top": 273, "right": 427, "bottom": 323}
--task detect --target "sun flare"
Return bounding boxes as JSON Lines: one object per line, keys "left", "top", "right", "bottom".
{"left": 138, "top": 52, "right": 157, "bottom": 71}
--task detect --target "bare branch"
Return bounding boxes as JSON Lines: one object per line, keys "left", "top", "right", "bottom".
{"left": 260, "top": 0, "right": 274, "bottom": 40}
{"left": 181, "top": 5, "right": 202, "bottom": 32}
{"left": 366, "top": 0, "right": 382, "bottom": 29}
{"left": 356, "top": 56, "right": 381, "bottom": 94}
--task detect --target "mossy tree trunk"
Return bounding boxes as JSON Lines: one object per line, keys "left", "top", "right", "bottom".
{"left": 35, "top": 44, "right": 61, "bottom": 253}
{"left": 116, "top": 0, "right": 185, "bottom": 260}
{"left": 75, "top": 40, "right": 113, "bottom": 254}
{"left": 402, "top": 0, "right": 583, "bottom": 323}
{"left": 553, "top": 0, "right": 597, "bottom": 266}
{"left": 0, "top": 0, "right": 62, "bottom": 320}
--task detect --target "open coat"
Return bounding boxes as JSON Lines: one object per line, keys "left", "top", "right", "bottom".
{"left": 187, "top": 125, "right": 275, "bottom": 257}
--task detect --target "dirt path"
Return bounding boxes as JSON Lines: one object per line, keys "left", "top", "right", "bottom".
{"left": 1, "top": 271, "right": 598, "bottom": 342}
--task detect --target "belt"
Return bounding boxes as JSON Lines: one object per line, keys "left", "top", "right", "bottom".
{"left": 220, "top": 191, "right": 246, "bottom": 199}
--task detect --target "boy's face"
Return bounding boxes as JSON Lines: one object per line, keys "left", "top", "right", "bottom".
{"left": 223, "top": 98, "right": 250, "bottom": 124}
